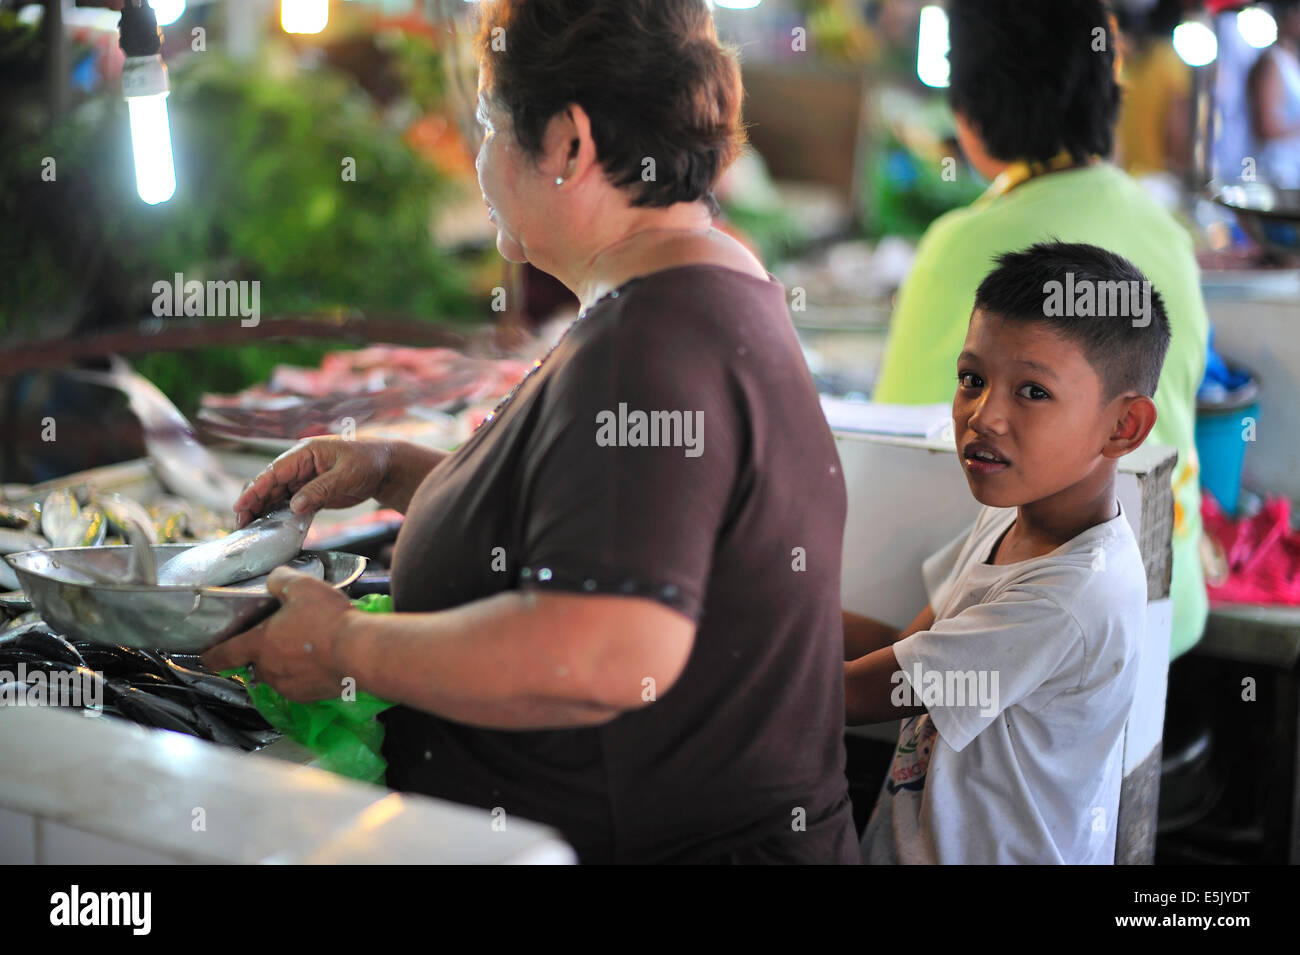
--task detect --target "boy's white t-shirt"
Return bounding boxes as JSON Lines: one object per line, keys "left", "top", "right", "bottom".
{"left": 860, "top": 502, "right": 1146, "bottom": 865}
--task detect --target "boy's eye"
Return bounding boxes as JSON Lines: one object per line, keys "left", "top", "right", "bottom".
{"left": 1017, "top": 383, "right": 1051, "bottom": 400}
{"left": 957, "top": 371, "right": 983, "bottom": 389}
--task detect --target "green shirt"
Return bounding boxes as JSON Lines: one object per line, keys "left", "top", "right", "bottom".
{"left": 874, "top": 162, "right": 1208, "bottom": 659}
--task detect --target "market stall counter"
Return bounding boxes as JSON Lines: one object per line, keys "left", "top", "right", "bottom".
{"left": 0, "top": 704, "right": 575, "bottom": 864}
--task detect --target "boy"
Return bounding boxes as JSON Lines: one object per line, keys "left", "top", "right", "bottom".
{"left": 847, "top": 242, "right": 1170, "bottom": 864}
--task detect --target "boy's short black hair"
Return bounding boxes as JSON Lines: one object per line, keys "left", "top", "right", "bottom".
{"left": 947, "top": 0, "right": 1120, "bottom": 164}
{"left": 973, "top": 242, "right": 1172, "bottom": 400}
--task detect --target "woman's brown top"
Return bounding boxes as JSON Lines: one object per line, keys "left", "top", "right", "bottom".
{"left": 383, "top": 264, "right": 858, "bottom": 864}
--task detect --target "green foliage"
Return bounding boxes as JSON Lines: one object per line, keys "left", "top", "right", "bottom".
{"left": 720, "top": 201, "right": 804, "bottom": 266}
{"left": 386, "top": 30, "right": 447, "bottom": 114}
{"left": 861, "top": 141, "right": 985, "bottom": 239}
{"left": 0, "top": 10, "right": 41, "bottom": 81}
{"left": 1, "top": 47, "right": 473, "bottom": 339}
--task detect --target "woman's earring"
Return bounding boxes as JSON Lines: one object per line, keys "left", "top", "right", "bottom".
{"left": 555, "top": 177, "right": 565, "bottom": 186}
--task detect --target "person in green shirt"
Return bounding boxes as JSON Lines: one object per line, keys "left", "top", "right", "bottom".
{"left": 873, "top": 0, "right": 1208, "bottom": 658}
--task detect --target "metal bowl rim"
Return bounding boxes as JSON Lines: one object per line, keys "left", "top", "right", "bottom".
{"left": 3, "top": 547, "right": 366, "bottom": 595}
{"left": 1210, "top": 181, "right": 1300, "bottom": 221}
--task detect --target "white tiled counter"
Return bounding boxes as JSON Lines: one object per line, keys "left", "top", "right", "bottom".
{"left": 0, "top": 706, "right": 575, "bottom": 864}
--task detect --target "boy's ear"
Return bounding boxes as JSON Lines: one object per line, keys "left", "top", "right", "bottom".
{"left": 1102, "top": 394, "right": 1158, "bottom": 459}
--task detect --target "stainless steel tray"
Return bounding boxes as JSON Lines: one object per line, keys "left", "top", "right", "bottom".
{"left": 4, "top": 546, "right": 366, "bottom": 652}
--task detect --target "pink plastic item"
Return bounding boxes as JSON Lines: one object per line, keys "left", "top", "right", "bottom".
{"left": 1201, "top": 493, "right": 1300, "bottom": 605}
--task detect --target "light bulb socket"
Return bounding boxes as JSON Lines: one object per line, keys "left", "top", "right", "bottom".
{"left": 119, "top": 1, "right": 163, "bottom": 58}
{"left": 122, "top": 54, "right": 169, "bottom": 99}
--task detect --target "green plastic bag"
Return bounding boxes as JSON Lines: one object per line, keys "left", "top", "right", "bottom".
{"left": 222, "top": 593, "right": 396, "bottom": 784}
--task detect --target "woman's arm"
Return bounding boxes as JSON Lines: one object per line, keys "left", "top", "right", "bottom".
{"left": 233, "top": 438, "right": 449, "bottom": 527}
{"left": 375, "top": 441, "right": 450, "bottom": 514}
{"left": 337, "top": 591, "right": 696, "bottom": 729}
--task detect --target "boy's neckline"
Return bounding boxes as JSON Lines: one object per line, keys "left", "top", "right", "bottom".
{"left": 982, "top": 502, "right": 1123, "bottom": 567}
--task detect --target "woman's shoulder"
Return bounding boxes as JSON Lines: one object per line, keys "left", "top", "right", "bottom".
{"left": 555, "top": 261, "right": 798, "bottom": 403}
{"left": 624, "top": 262, "right": 780, "bottom": 296}
{"left": 594, "top": 260, "right": 786, "bottom": 330}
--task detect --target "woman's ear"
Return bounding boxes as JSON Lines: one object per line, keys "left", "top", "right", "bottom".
{"left": 542, "top": 103, "right": 598, "bottom": 184}
{"left": 1102, "top": 394, "right": 1158, "bottom": 459}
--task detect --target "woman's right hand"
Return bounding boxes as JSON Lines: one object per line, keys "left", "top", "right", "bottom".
{"left": 233, "top": 438, "right": 393, "bottom": 529}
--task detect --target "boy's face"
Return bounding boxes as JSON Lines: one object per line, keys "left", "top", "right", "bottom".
{"left": 953, "top": 309, "right": 1119, "bottom": 509}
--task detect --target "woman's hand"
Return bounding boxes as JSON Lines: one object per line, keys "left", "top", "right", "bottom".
{"left": 200, "top": 566, "right": 356, "bottom": 701}
{"left": 232, "top": 438, "right": 393, "bottom": 528}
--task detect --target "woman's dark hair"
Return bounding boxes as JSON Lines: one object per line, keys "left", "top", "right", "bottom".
{"left": 947, "top": 0, "right": 1121, "bottom": 164}
{"left": 475, "top": 0, "right": 745, "bottom": 215}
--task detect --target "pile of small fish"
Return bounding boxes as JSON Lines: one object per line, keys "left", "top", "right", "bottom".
{"left": 0, "top": 486, "right": 232, "bottom": 591}
{"left": 0, "top": 608, "right": 278, "bottom": 750}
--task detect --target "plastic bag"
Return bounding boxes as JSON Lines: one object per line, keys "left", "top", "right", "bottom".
{"left": 1201, "top": 493, "right": 1300, "bottom": 606}
{"left": 222, "top": 593, "right": 395, "bottom": 784}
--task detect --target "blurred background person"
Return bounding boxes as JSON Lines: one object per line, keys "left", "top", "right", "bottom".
{"left": 1116, "top": 0, "right": 1193, "bottom": 181}
{"left": 1248, "top": 0, "right": 1300, "bottom": 187}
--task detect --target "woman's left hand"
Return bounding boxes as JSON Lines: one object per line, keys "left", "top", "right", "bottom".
{"left": 200, "top": 567, "right": 356, "bottom": 702}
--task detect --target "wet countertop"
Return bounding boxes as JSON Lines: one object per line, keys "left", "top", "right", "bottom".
{"left": 0, "top": 705, "right": 575, "bottom": 864}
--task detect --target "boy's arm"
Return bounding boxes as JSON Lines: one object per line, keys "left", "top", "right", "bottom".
{"left": 842, "top": 611, "right": 896, "bottom": 660}
{"left": 845, "top": 645, "right": 927, "bottom": 726}
{"left": 843, "top": 604, "right": 935, "bottom": 660}
{"left": 844, "top": 604, "right": 935, "bottom": 724}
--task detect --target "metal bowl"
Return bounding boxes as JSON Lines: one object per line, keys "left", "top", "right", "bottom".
{"left": 1211, "top": 182, "right": 1300, "bottom": 260}
{"left": 3, "top": 546, "right": 366, "bottom": 652}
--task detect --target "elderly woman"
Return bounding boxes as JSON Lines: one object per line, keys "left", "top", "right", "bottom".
{"left": 205, "top": 0, "right": 858, "bottom": 864}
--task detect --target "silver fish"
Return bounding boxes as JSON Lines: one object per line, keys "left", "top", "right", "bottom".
{"left": 0, "top": 529, "right": 49, "bottom": 555}
{"left": 185, "top": 502, "right": 232, "bottom": 541}
{"left": 155, "top": 506, "right": 312, "bottom": 588}
{"left": 0, "top": 504, "right": 34, "bottom": 530}
{"left": 0, "top": 592, "right": 33, "bottom": 615}
{"left": 49, "top": 504, "right": 107, "bottom": 548}
{"left": 66, "top": 356, "right": 246, "bottom": 514}
{"left": 120, "top": 512, "right": 159, "bottom": 586}
{"left": 1, "top": 611, "right": 43, "bottom": 635}
{"left": 0, "top": 561, "right": 18, "bottom": 593}
{"left": 94, "top": 492, "right": 159, "bottom": 545}
{"left": 149, "top": 500, "right": 190, "bottom": 543}
{"left": 211, "top": 553, "right": 323, "bottom": 593}
{"left": 37, "top": 488, "right": 78, "bottom": 543}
